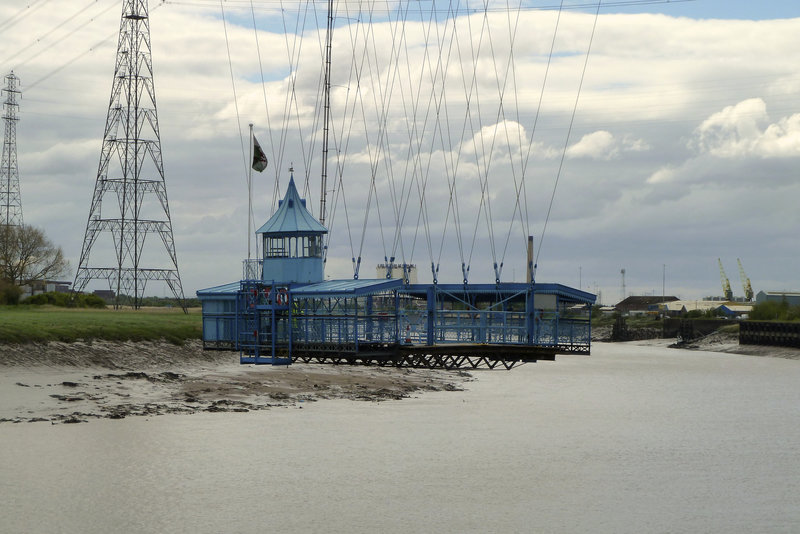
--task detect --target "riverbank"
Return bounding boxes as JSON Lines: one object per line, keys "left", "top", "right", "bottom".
{"left": 0, "top": 340, "right": 469, "bottom": 424}
{"left": 594, "top": 323, "right": 800, "bottom": 360}
{"left": 0, "top": 305, "right": 201, "bottom": 344}
{"left": 4, "top": 334, "right": 798, "bottom": 425}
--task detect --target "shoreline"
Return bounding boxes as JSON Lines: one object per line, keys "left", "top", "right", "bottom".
{"left": 3, "top": 335, "right": 798, "bottom": 425}
{"left": 0, "top": 340, "right": 470, "bottom": 425}
{"left": 615, "top": 330, "right": 800, "bottom": 360}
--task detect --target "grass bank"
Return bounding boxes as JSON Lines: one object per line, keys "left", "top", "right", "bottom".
{"left": 0, "top": 306, "right": 202, "bottom": 344}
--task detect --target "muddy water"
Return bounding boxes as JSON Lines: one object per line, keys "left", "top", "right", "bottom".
{"left": 2, "top": 343, "right": 800, "bottom": 533}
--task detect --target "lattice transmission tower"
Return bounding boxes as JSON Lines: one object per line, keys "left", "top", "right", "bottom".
{"left": 1, "top": 72, "right": 22, "bottom": 228}
{"left": 74, "top": 0, "right": 185, "bottom": 310}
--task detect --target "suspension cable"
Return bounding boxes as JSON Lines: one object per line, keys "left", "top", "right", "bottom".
{"left": 249, "top": 0, "right": 281, "bottom": 215}
{"left": 537, "top": 0, "right": 602, "bottom": 268}
{"left": 220, "top": 0, "right": 252, "bottom": 253}
{"left": 499, "top": 0, "right": 564, "bottom": 273}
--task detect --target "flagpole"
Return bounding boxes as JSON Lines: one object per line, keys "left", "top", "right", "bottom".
{"left": 248, "top": 123, "right": 253, "bottom": 262}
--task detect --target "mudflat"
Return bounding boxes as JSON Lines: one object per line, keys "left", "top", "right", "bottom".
{"left": 0, "top": 340, "right": 469, "bottom": 424}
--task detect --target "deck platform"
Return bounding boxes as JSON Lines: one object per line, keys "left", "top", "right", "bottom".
{"left": 199, "top": 278, "right": 595, "bottom": 369}
{"left": 248, "top": 342, "right": 563, "bottom": 369}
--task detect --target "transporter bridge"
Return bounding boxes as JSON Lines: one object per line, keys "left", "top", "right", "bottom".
{"left": 198, "top": 178, "right": 595, "bottom": 369}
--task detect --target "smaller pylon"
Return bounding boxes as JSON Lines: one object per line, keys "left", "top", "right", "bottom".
{"left": 1, "top": 72, "right": 22, "bottom": 227}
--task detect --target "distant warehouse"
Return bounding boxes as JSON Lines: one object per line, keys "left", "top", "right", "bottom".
{"left": 615, "top": 295, "right": 679, "bottom": 315}
{"left": 756, "top": 291, "right": 800, "bottom": 307}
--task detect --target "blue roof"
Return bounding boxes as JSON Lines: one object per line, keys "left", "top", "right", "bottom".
{"left": 196, "top": 281, "right": 240, "bottom": 296}
{"left": 402, "top": 282, "right": 596, "bottom": 304}
{"left": 198, "top": 279, "right": 595, "bottom": 304}
{"left": 291, "top": 278, "right": 403, "bottom": 297}
{"left": 256, "top": 177, "right": 327, "bottom": 236}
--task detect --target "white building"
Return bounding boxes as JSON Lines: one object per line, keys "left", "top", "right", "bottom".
{"left": 375, "top": 263, "right": 417, "bottom": 284}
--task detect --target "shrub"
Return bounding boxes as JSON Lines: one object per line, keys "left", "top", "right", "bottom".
{"left": 22, "top": 292, "right": 106, "bottom": 309}
{"left": 79, "top": 294, "right": 107, "bottom": 308}
{"left": 750, "top": 300, "right": 789, "bottom": 321}
{"left": 749, "top": 300, "right": 800, "bottom": 321}
{"left": 0, "top": 280, "right": 22, "bottom": 304}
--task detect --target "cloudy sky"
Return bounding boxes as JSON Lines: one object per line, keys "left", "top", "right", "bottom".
{"left": 1, "top": 0, "right": 798, "bottom": 304}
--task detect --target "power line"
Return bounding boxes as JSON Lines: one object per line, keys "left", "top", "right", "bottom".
{"left": 0, "top": 1, "right": 51, "bottom": 33}
{"left": 160, "top": 0, "right": 695, "bottom": 14}
{"left": 0, "top": 0, "right": 118, "bottom": 70}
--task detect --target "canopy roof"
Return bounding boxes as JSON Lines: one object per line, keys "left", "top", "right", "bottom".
{"left": 256, "top": 177, "right": 327, "bottom": 236}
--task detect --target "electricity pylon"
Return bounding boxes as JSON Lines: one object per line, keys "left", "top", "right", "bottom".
{"left": 1, "top": 72, "right": 22, "bottom": 227}
{"left": 73, "top": 0, "right": 185, "bottom": 310}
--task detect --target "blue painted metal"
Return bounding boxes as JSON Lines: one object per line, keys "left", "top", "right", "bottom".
{"left": 196, "top": 281, "right": 240, "bottom": 350}
{"left": 197, "top": 181, "right": 596, "bottom": 366}
{"left": 258, "top": 175, "right": 327, "bottom": 284}
{"left": 255, "top": 177, "right": 327, "bottom": 235}
{"left": 291, "top": 278, "right": 403, "bottom": 296}
{"left": 197, "top": 277, "right": 595, "bottom": 364}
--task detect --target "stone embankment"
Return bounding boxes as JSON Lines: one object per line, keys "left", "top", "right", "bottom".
{"left": 594, "top": 320, "right": 800, "bottom": 360}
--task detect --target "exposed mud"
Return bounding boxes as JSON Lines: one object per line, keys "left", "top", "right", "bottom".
{"left": 596, "top": 323, "right": 800, "bottom": 360}
{"left": 0, "top": 340, "right": 470, "bottom": 425}
{"left": 669, "top": 330, "right": 800, "bottom": 360}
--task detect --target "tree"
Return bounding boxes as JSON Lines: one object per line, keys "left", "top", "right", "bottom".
{"left": 0, "top": 224, "right": 70, "bottom": 286}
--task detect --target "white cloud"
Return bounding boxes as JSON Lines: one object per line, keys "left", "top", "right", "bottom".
{"left": 692, "top": 98, "right": 800, "bottom": 158}
{"left": 1, "top": 5, "right": 799, "bottom": 299}
{"left": 646, "top": 166, "right": 676, "bottom": 185}
{"left": 567, "top": 130, "right": 617, "bottom": 159}
{"left": 566, "top": 130, "right": 648, "bottom": 160}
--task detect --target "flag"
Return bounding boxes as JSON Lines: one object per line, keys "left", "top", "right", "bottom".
{"left": 252, "top": 135, "right": 268, "bottom": 172}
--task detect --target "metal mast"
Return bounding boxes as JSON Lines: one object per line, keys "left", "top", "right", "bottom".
{"left": 319, "top": 0, "right": 333, "bottom": 226}
{"left": 73, "top": 0, "right": 185, "bottom": 310}
{"left": 1, "top": 72, "right": 22, "bottom": 228}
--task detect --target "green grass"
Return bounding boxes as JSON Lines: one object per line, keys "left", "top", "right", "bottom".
{"left": 717, "top": 323, "right": 740, "bottom": 335}
{"left": 0, "top": 306, "right": 203, "bottom": 344}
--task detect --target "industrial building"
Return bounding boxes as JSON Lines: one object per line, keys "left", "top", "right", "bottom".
{"left": 756, "top": 291, "right": 800, "bottom": 308}
{"left": 615, "top": 295, "right": 678, "bottom": 315}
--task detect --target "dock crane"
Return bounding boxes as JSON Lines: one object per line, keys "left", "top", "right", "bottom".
{"left": 718, "top": 258, "right": 733, "bottom": 301}
{"left": 737, "top": 258, "right": 754, "bottom": 301}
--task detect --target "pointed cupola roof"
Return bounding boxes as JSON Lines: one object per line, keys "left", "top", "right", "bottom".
{"left": 256, "top": 176, "right": 327, "bottom": 236}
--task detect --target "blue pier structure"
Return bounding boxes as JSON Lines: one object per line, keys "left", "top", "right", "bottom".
{"left": 198, "top": 178, "right": 596, "bottom": 369}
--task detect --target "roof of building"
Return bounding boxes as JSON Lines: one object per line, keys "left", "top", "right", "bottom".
{"left": 672, "top": 300, "right": 721, "bottom": 311}
{"left": 196, "top": 281, "right": 240, "bottom": 296}
{"left": 659, "top": 301, "right": 687, "bottom": 312}
{"left": 291, "top": 278, "right": 403, "bottom": 297}
{"left": 758, "top": 290, "right": 800, "bottom": 297}
{"left": 718, "top": 304, "right": 753, "bottom": 313}
{"left": 616, "top": 295, "right": 679, "bottom": 309}
{"left": 401, "top": 282, "right": 595, "bottom": 305}
{"left": 256, "top": 177, "right": 328, "bottom": 236}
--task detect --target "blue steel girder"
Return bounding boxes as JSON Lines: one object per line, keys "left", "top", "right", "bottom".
{"left": 225, "top": 279, "right": 593, "bottom": 364}
{"left": 236, "top": 280, "right": 294, "bottom": 364}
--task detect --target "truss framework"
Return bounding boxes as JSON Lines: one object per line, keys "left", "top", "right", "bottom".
{"left": 227, "top": 280, "right": 592, "bottom": 367}
{"left": 1, "top": 72, "right": 22, "bottom": 227}
{"left": 73, "top": 0, "right": 185, "bottom": 310}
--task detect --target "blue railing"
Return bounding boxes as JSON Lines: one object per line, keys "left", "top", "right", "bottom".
{"left": 214, "top": 280, "right": 593, "bottom": 362}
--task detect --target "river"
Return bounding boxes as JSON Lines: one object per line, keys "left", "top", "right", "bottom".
{"left": 2, "top": 342, "right": 799, "bottom": 533}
